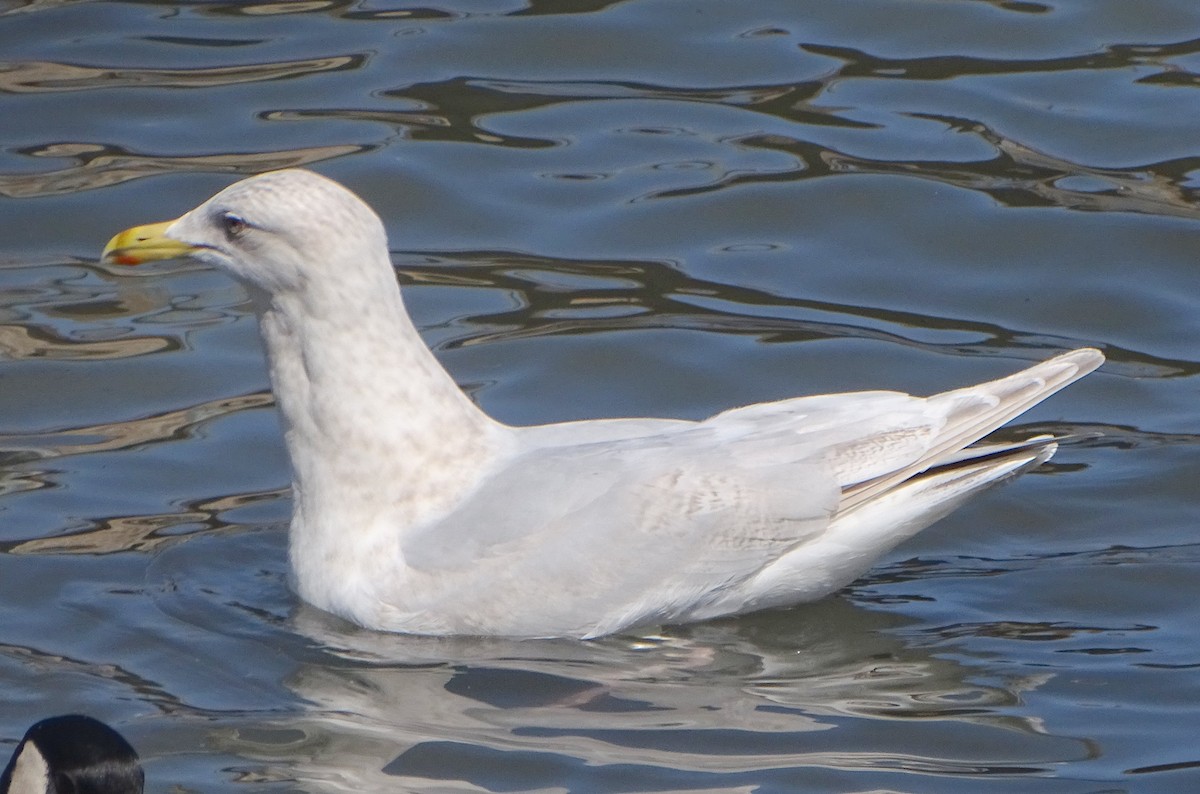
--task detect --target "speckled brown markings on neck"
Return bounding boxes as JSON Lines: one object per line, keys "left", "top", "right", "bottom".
{"left": 252, "top": 260, "right": 504, "bottom": 624}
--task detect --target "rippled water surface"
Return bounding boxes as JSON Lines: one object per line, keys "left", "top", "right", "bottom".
{"left": 2, "top": 1, "right": 1200, "bottom": 791}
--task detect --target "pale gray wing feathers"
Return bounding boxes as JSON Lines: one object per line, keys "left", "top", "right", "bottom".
{"left": 401, "top": 440, "right": 839, "bottom": 636}
{"left": 838, "top": 348, "right": 1103, "bottom": 513}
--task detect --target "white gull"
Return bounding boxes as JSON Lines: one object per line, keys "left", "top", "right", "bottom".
{"left": 102, "top": 169, "right": 1103, "bottom": 638}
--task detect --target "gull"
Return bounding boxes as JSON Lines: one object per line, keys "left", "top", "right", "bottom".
{"left": 103, "top": 169, "right": 1103, "bottom": 639}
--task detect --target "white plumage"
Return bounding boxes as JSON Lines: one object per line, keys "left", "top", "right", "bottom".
{"left": 103, "top": 169, "right": 1103, "bottom": 639}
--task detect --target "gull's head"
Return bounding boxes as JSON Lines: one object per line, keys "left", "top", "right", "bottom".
{"left": 102, "top": 169, "right": 389, "bottom": 294}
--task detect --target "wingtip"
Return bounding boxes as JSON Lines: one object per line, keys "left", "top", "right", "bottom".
{"left": 1027, "top": 347, "right": 1104, "bottom": 389}
{"left": 1058, "top": 346, "right": 1105, "bottom": 373}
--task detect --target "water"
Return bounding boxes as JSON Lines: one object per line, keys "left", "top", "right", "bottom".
{"left": 1, "top": 1, "right": 1199, "bottom": 791}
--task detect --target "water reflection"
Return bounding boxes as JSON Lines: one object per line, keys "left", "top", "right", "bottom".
{"left": 253, "top": 603, "right": 1089, "bottom": 790}
{"left": 399, "top": 253, "right": 1193, "bottom": 377}
{"left": 199, "top": 1, "right": 632, "bottom": 21}
{"left": 804, "top": 37, "right": 1200, "bottom": 81}
{"left": 0, "top": 321, "right": 170, "bottom": 358}
{"left": 266, "top": 105, "right": 553, "bottom": 148}
{"left": 661, "top": 119, "right": 1200, "bottom": 223}
{"left": 0, "top": 143, "right": 366, "bottom": 197}
{"left": 0, "top": 55, "right": 363, "bottom": 94}
{"left": 3, "top": 391, "right": 274, "bottom": 461}
{"left": 0, "top": 0, "right": 89, "bottom": 15}
{"left": 1, "top": 484, "right": 285, "bottom": 555}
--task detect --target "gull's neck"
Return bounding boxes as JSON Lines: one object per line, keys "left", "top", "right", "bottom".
{"left": 249, "top": 252, "right": 505, "bottom": 594}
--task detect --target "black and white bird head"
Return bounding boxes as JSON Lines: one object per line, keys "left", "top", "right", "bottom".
{"left": 0, "top": 715, "right": 143, "bottom": 794}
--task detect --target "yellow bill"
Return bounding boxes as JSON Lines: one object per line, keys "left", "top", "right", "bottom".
{"left": 102, "top": 219, "right": 196, "bottom": 266}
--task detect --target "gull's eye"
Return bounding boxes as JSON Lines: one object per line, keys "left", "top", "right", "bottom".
{"left": 220, "top": 212, "right": 248, "bottom": 240}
